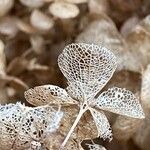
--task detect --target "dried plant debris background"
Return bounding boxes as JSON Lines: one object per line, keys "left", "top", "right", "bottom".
{"left": 0, "top": 0, "right": 150, "bottom": 150}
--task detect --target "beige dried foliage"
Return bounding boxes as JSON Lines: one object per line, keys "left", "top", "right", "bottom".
{"left": 0, "top": 17, "right": 18, "bottom": 37}
{"left": 133, "top": 113, "right": 150, "bottom": 150}
{"left": 76, "top": 15, "right": 141, "bottom": 72}
{"left": 141, "top": 64, "right": 150, "bottom": 110}
{"left": 30, "top": 9, "right": 54, "bottom": 31}
{"left": 88, "top": 0, "right": 109, "bottom": 15}
{"left": 30, "top": 35, "right": 45, "bottom": 54}
{"left": 49, "top": 1, "right": 79, "bottom": 19}
{"left": 19, "top": 0, "right": 44, "bottom": 8}
{"left": 0, "top": 0, "right": 14, "bottom": 17}
{"left": 126, "top": 15, "right": 150, "bottom": 70}
{"left": 120, "top": 16, "right": 140, "bottom": 37}
{"left": 16, "top": 19, "right": 38, "bottom": 34}
{"left": 112, "top": 115, "right": 142, "bottom": 141}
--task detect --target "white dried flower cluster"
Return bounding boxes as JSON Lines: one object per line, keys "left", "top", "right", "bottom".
{"left": 25, "top": 43, "right": 145, "bottom": 148}
{"left": 0, "top": 102, "right": 63, "bottom": 150}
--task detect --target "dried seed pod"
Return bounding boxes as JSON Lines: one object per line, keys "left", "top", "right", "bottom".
{"left": 126, "top": 15, "right": 150, "bottom": 69}
{"left": 0, "top": 17, "right": 18, "bottom": 37}
{"left": 30, "top": 9, "right": 54, "bottom": 31}
{"left": 19, "top": 0, "right": 44, "bottom": 8}
{"left": 88, "top": 0, "right": 109, "bottom": 15}
{"left": 49, "top": 2, "right": 79, "bottom": 19}
{"left": 112, "top": 115, "right": 142, "bottom": 141}
{"left": 76, "top": 16, "right": 141, "bottom": 72}
{"left": 0, "top": 0, "right": 14, "bottom": 17}
{"left": 141, "top": 64, "right": 150, "bottom": 110}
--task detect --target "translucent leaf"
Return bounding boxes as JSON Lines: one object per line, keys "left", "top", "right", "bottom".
{"left": 24, "top": 84, "right": 77, "bottom": 106}
{"left": 86, "top": 143, "right": 107, "bottom": 150}
{"left": 90, "top": 108, "right": 112, "bottom": 140}
{"left": 58, "top": 43, "right": 117, "bottom": 99}
{"left": 95, "top": 87, "right": 145, "bottom": 118}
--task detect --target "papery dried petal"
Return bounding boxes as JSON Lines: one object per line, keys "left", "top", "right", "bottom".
{"left": 30, "top": 9, "right": 54, "bottom": 31}
{"left": 112, "top": 115, "right": 142, "bottom": 141}
{"left": 24, "top": 85, "right": 78, "bottom": 106}
{"left": 95, "top": 87, "right": 145, "bottom": 118}
{"left": 58, "top": 43, "right": 117, "bottom": 100}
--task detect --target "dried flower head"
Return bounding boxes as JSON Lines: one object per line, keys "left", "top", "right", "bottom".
{"left": 25, "top": 43, "right": 145, "bottom": 148}
{"left": 0, "top": 102, "right": 63, "bottom": 150}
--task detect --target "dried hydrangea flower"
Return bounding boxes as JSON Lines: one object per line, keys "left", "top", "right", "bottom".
{"left": 0, "top": 102, "right": 63, "bottom": 150}
{"left": 25, "top": 43, "right": 145, "bottom": 148}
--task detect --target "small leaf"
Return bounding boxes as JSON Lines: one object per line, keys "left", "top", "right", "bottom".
{"left": 24, "top": 85, "right": 77, "bottom": 106}
{"left": 90, "top": 108, "right": 112, "bottom": 140}
{"left": 95, "top": 87, "right": 145, "bottom": 118}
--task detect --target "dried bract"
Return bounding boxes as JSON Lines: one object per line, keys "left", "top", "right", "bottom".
{"left": 49, "top": 2, "right": 79, "bottom": 19}
{"left": 0, "top": 102, "right": 63, "bottom": 150}
{"left": 0, "top": 0, "right": 14, "bottom": 17}
{"left": 30, "top": 10, "right": 54, "bottom": 31}
{"left": 141, "top": 64, "right": 150, "bottom": 110}
{"left": 25, "top": 43, "right": 145, "bottom": 148}
{"left": 19, "top": 0, "right": 44, "bottom": 8}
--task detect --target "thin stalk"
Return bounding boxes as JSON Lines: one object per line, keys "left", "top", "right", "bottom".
{"left": 60, "top": 106, "right": 87, "bottom": 148}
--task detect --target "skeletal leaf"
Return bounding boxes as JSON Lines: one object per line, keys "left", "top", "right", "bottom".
{"left": 141, "top": 64, "right": 150, "bottom": 110}
{"left": 58, "top": 43, "right": 117, "bottom": 99}
{"left": 0, "top": 103, "right": 63, "bottom": 150}
{"left": 24, "top": 84, "right": 78, "bottom": 106}
{"left": 112, "top": 115, "right": 142, "bottom": 141}
{"left": 30, "top": 9, "right": 54, "bottom": 31}
{"left": 94, "top": 87, "right": 145, "bottom": 118}
{"left": 90, "top": 108, "right": 112, "bottom": 140}
{"left": 49, "top": 2, "right": 79, "bottom": 19}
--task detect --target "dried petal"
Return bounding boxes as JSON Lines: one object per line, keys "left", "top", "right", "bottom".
{"left": 49, "top": 2, "right": 79, "bottom": 19}
{"left": 30, "top": 9, "right": 54, "bottom": 31}
{"left": 19, "top": 0, "right": 44, "bottom": 8}
{"left": 24, "top": 85, "right": 77, "bottom": 106}
{"left": 112, "top": 115, "right": 142, "bottom": 141}
{"left": 64, "top": 0, "right": 87, "bottom": 4}
{"left": 0, "top": 17, "right": 18, "bottom": 37}
{"left": 76, "top": 17, "right": 141, "bottom": 72}
{"left": 141, "top": 64, "right": 150, "bottom": 110}
{"left": 95, "top": 87, "right": 145, "bottom": 118}
{"left": 58, "top": 43, "right": 117, "bottom": 99}
{"left": 126, "top": 15, "right": 150, "bottom": 69}
{"left": 90, "top": 108, "right": 112, "bottom": 140}
{"left": 0, "top": 0, "right": 14, "bottom": 17}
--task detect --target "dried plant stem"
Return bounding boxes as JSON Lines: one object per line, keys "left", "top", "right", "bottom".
{"left": 61, "top": 105, "right": 87, "bottom": 148}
